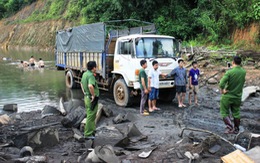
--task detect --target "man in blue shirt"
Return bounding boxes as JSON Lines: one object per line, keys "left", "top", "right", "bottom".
{"left": 168, "top": 59, "right": 188, "bottom": 108}
{"left": 189, "top": 61, "right": 200, "bottom": 105}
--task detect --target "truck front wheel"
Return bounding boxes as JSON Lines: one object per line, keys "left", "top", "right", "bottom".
{"left": 65, "top": 70, "right": 77, "bottom": 89}
{"left": 113, "top": 79, "right": 130, "bottom": 107}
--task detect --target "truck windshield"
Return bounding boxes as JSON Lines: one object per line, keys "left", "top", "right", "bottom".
{"left": 135, "top": 37, "right": 178, "bottom": 58}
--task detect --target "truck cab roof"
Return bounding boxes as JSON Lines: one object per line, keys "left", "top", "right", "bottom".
{"left": 117, "top": 34, "right": 176, "bottom": 40}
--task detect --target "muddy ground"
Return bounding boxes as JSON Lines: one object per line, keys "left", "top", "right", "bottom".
{"left": 0, "top": 64, "right": 259, "bottom": 163}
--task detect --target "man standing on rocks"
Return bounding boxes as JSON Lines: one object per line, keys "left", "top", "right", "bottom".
{"left": 80, "top": 61, "right": 99, "bottom": 139}
{"left": 139, "top": 60, "right": 149, "bottom": 116}
{"left": 219, "top": 56, "right": 246, "bottom": 134}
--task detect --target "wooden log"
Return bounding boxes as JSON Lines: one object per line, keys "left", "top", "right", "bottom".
{"left": 200, "top": 71, "right": 221, "bottom": 88}
{"left": 95, "top": 104, "right": 104, "bottom": 124}
{"left": 237, "top": 50, "right": 260, "bottom": 60}
{"left": 179, "top": 127, "right": 236, "bottom": 150}
{"left": 20, "top": 122, "right": 60, "bottom": 131}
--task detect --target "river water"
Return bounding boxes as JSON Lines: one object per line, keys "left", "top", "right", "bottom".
{"left": 0, "top": 49, "right": 83, "bottom": 113}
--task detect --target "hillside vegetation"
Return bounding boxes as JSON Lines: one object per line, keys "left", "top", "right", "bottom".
{"left": 0, "top": 0, "right": 259, "bottom": 50}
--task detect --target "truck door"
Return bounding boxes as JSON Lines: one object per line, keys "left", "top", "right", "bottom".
{"left": 113, "top": 39, "right": 135, "bottom": 106}
{"left": 114, "top": 40, "right": 134, "bottom": 73}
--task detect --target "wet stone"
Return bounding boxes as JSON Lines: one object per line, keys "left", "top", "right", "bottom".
{"left": 121, "top": 159, "right": 132, "bottom": 163}
{"left": 163, "top": 124, "right": 169, "bottom": 127}
{"left": 208, "top": 78, "right": 218, "bottom": 84}
{"left": 61, "top": 152, "right": 69, "bottom": 156}
{"left": 162, "top": 111, "right": 174, "bottom": 118}
{"left": 208, "top": 144, "right": 221, "bottom": 154}
{"left": 3, "top": 104, "right": 18, "bottom": 112}
{"left": 175, "top": 151, "right": 184, "bottom": 159}
{"left": 15, "top": 114, "right": 22, "bottom": 120}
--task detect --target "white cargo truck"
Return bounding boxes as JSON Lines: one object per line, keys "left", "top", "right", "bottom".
{"left": 55, "top": 20, "right": 181, "bottom": 106}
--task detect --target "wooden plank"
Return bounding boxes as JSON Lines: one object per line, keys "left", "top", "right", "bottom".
{"left": 221, "top": 150, "right": 254, "bottom": 163}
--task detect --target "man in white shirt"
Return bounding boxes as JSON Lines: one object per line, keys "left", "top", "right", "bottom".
{"left": 148, "top": 60, "right": 166, "bottom": 112}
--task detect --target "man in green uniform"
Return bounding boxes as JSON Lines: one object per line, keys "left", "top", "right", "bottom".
{"left": 219, "top": 56, "right": 246, "bottom": 134}
{"left": 80, "top": 61, "right": 100, "bottom": 139}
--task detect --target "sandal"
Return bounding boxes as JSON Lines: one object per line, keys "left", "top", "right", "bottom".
{"left": 141, "top": 111, "right": 149, "bottom": 116}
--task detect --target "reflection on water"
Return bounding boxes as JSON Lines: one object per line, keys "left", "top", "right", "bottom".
{"left": 0, "top": 49, "right": 83, "bottom": 112}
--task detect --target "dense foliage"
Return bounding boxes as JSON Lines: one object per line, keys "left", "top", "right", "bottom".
{"left": 0, "top": 0, "right": 259, "bottom": 44}
{"left": 0, "top": 0, "right": 36, "bottom": 18}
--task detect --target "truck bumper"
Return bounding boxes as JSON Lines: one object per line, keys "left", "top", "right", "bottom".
{"left": 133, "top": 80, "right": 175, "bottom": 89}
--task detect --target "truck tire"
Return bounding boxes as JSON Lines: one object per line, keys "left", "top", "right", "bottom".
{"left": 56, "top": 66, "right": 64, "bottom": 70}
{"left": 159, "top": 87, "right": 176, "bottom": 102}
{"left": 113, "top": 79, "right": 130, "bottom": 107}
{"left": 66, "top": 70, "right": 77, "bottom": 89}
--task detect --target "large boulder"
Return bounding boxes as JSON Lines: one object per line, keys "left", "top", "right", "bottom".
{"left": 41, "top": 105, "right": 61, "bottom": 118}
{"left": 28, "top": 128, "right": 59, "bottom": 149}
{"left": 65, "top": 99, "right": 85, "bottom": 113}
{"left": 61, "top": 106, "right": 86, "bottom": 128}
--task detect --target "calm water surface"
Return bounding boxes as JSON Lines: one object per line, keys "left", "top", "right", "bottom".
{"left": 0, "top": 49, "right": 83, "bottom": 113}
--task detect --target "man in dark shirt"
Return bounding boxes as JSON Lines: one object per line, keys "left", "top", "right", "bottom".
{"left": 168, "top": 59, "right": 188, "bottom": 108}
{"left": 189, "top": 61, "right": 200, "bottom": 105}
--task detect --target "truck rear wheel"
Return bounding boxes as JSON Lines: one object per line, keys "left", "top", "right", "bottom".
{"left": 113, "top": 79, "right": 130, "bottom": 107}
{"left": 66, "top": 70, "right": 77, "bottom": 89}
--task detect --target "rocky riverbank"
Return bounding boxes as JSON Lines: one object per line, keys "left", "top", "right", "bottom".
{"left": 0, "top": 61, "right": 260, "bottom": 162}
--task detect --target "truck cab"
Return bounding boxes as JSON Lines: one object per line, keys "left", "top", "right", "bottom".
{"left": 112, "top": 34, "right": 179, "bottom": 106}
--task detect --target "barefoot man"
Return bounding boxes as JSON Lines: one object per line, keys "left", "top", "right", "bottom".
{"left": 148, "top": 60, "right": 166, "bottom": 112}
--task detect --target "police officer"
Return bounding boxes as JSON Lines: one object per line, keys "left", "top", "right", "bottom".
{"left": 80, "top": 61, "right": 99, "bottom": 139}
{"left": 219, "top": 56, "right": 246, "bottom": 134}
